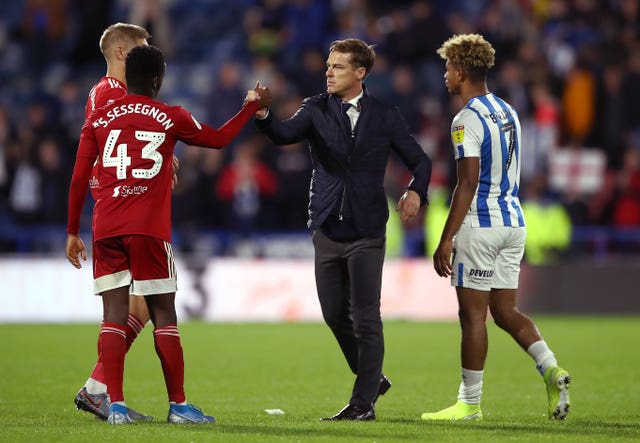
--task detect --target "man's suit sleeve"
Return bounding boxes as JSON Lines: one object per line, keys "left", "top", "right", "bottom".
{"left": 255, "top": 99, "right": 313, "bottom": 145}
{"left": 388, "top": 107, "right": 432, "bottom": 206}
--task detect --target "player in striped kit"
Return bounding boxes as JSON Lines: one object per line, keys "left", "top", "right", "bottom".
{"left": 421, "top": 34, "right": 570, "bottom": 421}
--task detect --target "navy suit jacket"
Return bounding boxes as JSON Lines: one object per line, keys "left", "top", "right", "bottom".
{"left": 256, "top": 89, "right": 432, "bottom": 238}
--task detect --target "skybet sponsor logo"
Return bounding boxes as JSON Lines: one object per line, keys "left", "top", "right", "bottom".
{"left": 112, "top": 185, "right": 149, "bottom": 197}
{"left": 469, "top": 268, "right": 493, "bottom": 278}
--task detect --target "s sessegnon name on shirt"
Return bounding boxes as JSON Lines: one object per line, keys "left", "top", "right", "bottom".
{"left": 92, "top": 102, "right": 174, "bottom": 130}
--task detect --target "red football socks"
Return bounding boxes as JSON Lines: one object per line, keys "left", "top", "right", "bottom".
{"left": 100, "top": 323, "right": 127, "bottom": 403}
{"left": 125, "top": 314, "right": 145, "bottom": 352}
{"left": 89, "top": 314, "right": 146, "bottom": 384}
{"left": 153, "top": 325, "right": 186, "bottom": 404}
{"left": 87, "top": 322, "right": 107, "bottom": 385}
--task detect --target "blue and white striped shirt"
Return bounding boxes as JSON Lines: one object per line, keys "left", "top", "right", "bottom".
{"left": 450, "top": 93, "right": 525, "bottom": 228}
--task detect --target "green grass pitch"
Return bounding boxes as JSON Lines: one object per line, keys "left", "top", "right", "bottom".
{"left": 1, "top": 317, "right": 639, "bottom": 442}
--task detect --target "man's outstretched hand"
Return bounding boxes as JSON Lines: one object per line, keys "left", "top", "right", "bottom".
{"left": 254, "top": 81, "right": 272, "bottom": 109}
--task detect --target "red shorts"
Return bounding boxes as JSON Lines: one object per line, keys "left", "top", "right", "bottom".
{"left": 92, "top": 235, "right": 177, "bottom": 296}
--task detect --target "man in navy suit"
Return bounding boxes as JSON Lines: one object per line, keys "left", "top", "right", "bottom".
{"left": 255, "top": 38, "right": 432, "bottom": 420}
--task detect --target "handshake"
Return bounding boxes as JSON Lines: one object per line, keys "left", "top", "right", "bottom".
{"left": 244, "top": 81, "right": 272, "bottom": 112}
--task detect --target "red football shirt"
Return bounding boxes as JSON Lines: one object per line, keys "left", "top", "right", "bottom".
{"left": 85, "top": 76, "right": 127, "bottom": 118}
{"left": 85, "top": 76, "right": 127, "bottom": 198}
{"left": 68, "top": 94, "right": 259, "bottom": 241}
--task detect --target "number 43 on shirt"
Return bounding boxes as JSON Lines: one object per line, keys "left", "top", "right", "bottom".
{"left": 103, "top": 129, "right": 165, "bottom": 180}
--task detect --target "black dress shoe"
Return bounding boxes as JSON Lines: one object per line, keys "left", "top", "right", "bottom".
{"left": 321, "top": 404, "right": 376, "bottom": 421}
{"left": 374, "top": 375, "right": 392, "bottom": 404}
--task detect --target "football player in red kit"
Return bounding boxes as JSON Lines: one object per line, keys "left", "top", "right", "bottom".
{"left": 74, "top": 23, "right": 183, "bottom": 421}
{"left": 66, "top": 44, "right": 271, "bottom": 424}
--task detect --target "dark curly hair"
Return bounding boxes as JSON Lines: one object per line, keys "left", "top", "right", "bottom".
{"left": 125, "top": 45, "right": 165, "bottom": 94}
{"left": 437, "top": 34, "right": 495, "bottom": 82}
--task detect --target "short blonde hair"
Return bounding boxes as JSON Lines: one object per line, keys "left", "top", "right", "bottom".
{"left": 99, "top": 23, "right": 150, "bottom": 57}
{"left": 437, "top": 34, "right": 495, "bottom": 72}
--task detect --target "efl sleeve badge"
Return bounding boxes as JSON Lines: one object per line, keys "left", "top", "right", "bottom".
{"left": 452, "top": 125, "right": 465, "bottom": 144}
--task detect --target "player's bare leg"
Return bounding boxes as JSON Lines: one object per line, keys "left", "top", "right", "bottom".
{"left": 489, "top": 288, "right": 570, "bottom": 419}
{"left": 488, "top": 288, "right": 541, "bottom": 349}
{"left": 129, "top": 295, "right": 150, "bottom": 324}
{"left": 422, "top": 287, "right": 487, "bottom": 420}
{"left": 458, "top": 287, "right": 490, "bottom": 371}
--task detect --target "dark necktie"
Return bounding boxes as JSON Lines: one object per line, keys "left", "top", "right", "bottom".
{"left": 341, "top": 102, "right": 352, "bottom": 130}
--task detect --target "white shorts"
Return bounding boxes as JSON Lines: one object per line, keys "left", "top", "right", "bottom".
{"left": 451, "top": 220, "right": 526, "bottom": 291}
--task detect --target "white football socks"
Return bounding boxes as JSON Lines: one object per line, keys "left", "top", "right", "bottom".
{"left": 527, "top": 340, "right": 558, "bottom": 376}
{"left": 457, "top": 368, "right": 483, "bottom": 404}
{"left": 85, "top": 378, "right": 107, "bottom": 395}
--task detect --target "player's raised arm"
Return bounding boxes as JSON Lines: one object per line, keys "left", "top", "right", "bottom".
{"left": 173, "top": 81, "right": 271, "bottom": 149}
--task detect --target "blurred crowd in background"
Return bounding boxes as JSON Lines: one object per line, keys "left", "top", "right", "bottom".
{"left": 0, "top": 0, "right": 639, "bottom": 261}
